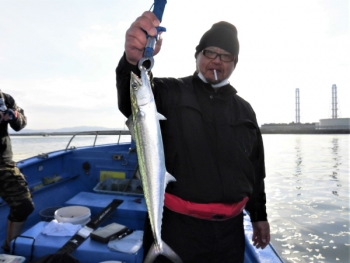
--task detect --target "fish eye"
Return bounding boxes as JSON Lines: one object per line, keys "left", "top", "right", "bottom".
{"left": 131, "top": 82, "right": 138, "bottom": 90}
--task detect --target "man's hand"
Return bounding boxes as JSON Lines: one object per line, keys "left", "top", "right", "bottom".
{"left": 125, "top": 11, "right": 163, "bottom": 65}
{"left": 252, "top": 221, "right": 270, "bottom": 249}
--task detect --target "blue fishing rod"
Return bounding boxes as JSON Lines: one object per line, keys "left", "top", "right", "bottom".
{"left": 138, "top": 0, "right": 167, "bottom": 71}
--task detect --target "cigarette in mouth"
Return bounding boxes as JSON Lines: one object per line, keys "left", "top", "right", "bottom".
{"left": 214, "top": 70, "right": 218, "bottom": 81}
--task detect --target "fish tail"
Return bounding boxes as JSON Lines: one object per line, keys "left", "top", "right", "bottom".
{"left": 144, "top": 240, "right": 183, "bottom": 263}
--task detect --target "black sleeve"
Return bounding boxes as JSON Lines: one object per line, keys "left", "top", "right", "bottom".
{"left": 245, "top": 127, "right": 268, "bottom": 222}
{"left": 115, "top": 53, "right": 141, "bottom": 118}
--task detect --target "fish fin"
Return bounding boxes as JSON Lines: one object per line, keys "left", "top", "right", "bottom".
{"left": 162, "top": 241, "right": 184, "bottom": 263}
{"left": 144, "top": 241, "right": 183, "bottom": 263}
{"left": 136, "top": 110, "right": 145, "bottom": 122}
{"left": 125, "top": 116, "right": 135, "bottom": 140}
{"left": 143, "top": 243, "right": 158, "bottom": 263}
{"left": 157, "top": 112, "right": 167, "bottom": 121}
{"left": 165, "top": 172, "right": 176, "bottom": 184}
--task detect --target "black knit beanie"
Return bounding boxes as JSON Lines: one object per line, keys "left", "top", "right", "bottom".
{"left": 195, "top": 21, "right": 239, "bottom": 65}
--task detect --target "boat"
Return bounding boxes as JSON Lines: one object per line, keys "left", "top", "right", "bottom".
{"left": 0, "top": 130, "right": 284, "bottom": 263}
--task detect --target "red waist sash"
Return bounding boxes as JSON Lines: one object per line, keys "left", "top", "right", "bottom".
{"left": 164, "top": 193, "right": 249, "bottom": 221}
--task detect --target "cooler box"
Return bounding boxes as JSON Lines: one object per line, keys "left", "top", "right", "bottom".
{"left": 11, "top": 222, "right": 143, "bottom": 263}
{"left": 64, "top": 192, "right": 147, "bottom": 230}
{"left": 93, "top": 178, "right": 143, "bottom": 196}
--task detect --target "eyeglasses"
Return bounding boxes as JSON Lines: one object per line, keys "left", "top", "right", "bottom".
{"left": 202, "top": 50, "right": 235, "bottom": 62}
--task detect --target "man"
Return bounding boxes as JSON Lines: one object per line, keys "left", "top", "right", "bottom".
{"left": 116, "top": 11, "right": 270, "bottom": 263}
{"left": 0, "top": 90, "right": 34, "bottom": 252}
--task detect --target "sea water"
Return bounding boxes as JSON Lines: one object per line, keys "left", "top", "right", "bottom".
{"left": 263, "top": 134, "right": 349, "bottom": 263}
{"left": 11, "top": 134, "right": 350, "bottom": 263}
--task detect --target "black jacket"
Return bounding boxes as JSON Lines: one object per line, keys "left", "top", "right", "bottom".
{"left": 0, "top": 91, "right": 27, "bottom": 165}
{"left": 116, "top": 54, "right": 267, "bottom": 221}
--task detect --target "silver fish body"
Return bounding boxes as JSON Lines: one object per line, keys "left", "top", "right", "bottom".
{"left": 128, "top": 68, "right": 183, "bottom": 263}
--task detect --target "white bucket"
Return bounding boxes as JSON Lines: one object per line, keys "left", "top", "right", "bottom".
{"left": 54, "top": 206, "right": 91, "bottom": 225}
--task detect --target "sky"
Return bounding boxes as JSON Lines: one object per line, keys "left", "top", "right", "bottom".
{"left": 0, "top": 0, "right": 349, "bottom": 130}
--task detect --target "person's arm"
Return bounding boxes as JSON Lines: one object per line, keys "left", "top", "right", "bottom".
{"left": 245, "top": 130, "right": 267, "bottom": 221}
{"left": 116, "top": 11, "right": 163, "bottom": 118}
{"left": 3, "top": 93, "right": 27, "bottom": 131}
{"left": 10, "top": 106, "right": 27, "bottom": 132}
{"left": 116, "top": 53, "right": 140, "bottom": 118}
{"left": 245, "top": 127, "right": 270, "bottom": 249}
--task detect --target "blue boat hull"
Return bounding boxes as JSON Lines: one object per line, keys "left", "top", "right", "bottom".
{"left": 0, "top": 131, "right": 283, "bottom": 263}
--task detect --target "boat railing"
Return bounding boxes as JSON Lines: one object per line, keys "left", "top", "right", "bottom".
{"left": 12, "top": 130, "right": 132, "bottom": 160}
{"left": 14, "top": 130, "right": 133, "bottom": 166}
{"left": 63, "top": 130, "right": 132, "bottom": 150}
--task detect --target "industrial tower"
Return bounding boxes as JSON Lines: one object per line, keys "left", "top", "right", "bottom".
{"left": 295, "top": 88, "right": 300, "bottom": 123}
{"left": 332, "top": 84, "right": 338, "bottom": 119}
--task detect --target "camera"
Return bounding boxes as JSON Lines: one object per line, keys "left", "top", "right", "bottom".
{"left": 0, "top": 98, "right": 13, "bottom": 122}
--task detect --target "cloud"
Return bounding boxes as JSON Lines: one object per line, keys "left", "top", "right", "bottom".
{"left": 0, "top": 0, "right": 349, "bottom": 130}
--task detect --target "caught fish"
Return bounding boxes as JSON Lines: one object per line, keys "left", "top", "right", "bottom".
{"left": 127, "top": 68, "right": 183, "bottom": 263}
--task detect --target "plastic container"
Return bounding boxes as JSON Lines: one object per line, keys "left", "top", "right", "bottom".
{"left": 93, "top": 178, "right": 143, "bottom": 196}
{"left": 39, "top": 206, "right": 62, "bottom": 221}
{"left": 54, "top": 206, "right": 91, "bottom": 225}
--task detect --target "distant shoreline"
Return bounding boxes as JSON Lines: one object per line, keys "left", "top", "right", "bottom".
{"left": 260, "top": 121, "right": 350, "bottom": 134}
{"left": 260, "top": 129, "right": 350, "bottom": 134}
